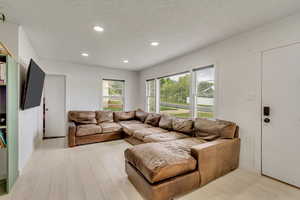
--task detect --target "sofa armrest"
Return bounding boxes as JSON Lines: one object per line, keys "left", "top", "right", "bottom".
{"left": 191, "top": 138, "right": 240, "bottom": 186}
{"left": 68, "top": 122, "right": 77, "bottom": 147}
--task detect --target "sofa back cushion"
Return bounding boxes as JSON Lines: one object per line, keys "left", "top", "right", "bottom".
{"left": 217, "top": 120, "right": 237, "bottom": 139}
{"left": 194, "top": 118, "right": 237, "bottom": 139}
{"left": 68, "top": 111, "right": 97, "bottom": 124}
{"left": 159, "top": 114, "right": 173, "bottom": 130}
{"left": 194, "top": 118, "right": 220, "bottom": 140}
{"left": 144, "top": 113, "right": 161, "bottom": 127}
{"left": 114, "top": 111, "right": 135, "bottom": 122}
{"left": 135, "top": 109, "right": 148, "bottom": 122}
{"left": 96, "top": 111, "right": 114, "bottom": 123}
{"left": 172, "top": 118, "right": 194, "bottom": 136}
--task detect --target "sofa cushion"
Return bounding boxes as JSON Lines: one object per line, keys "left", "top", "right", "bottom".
{"left": 118, "top": 120, "right": 142, "bottom": 126}
{"left": 218, "top": 120, "right": 237, "bottom": 139}
{"left": 194, "top": 118, "right": 237, "bottom": 139}
{"left": 96, "top": 111, "right": 114, "bottom": 123}
{"left": 132, "top": 127, "right": 168, "bottom": 140}
{"left": 159, "top": 114, "right": 173, "bottom": 130}
{"left": 76, "top": 124, "right": 102, "bottom": 136}
{"left": 194, "top": 118, "right": 220, "bottom": 140}
{"left": 135, "top": 109, "right": 149, "bottom": 122}
{"left": 144, "top": 113, "right": 161, "bottom": 127}
{"left": 143, "top": 131, "right": 189, "bottom": 143}
{"left": 124, "top": 138, "right": 205, "bottom": 183}
{"left": 100, "top": 122, "right": 122, "bottom": 133}
{"left": 69, "top": 111, "right": 97, "bottom": 124}
{"left": 114, "top": 111, "right": 135, "bottom": 122}
{"left": 172, "top": 118, "right": 194, "bottom": 135}
{"left": 121, "top": 123, "right": 152, "bottom": 136}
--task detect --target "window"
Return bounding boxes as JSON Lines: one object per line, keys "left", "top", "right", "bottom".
{"left": 159, "top": 72, "right": 191, "bottom": 118}
{"left": 102, "top": 79, "right": 125, "bottom": 111}
{"left": 146, "top": 79, "right": 156, "bottom": 112}
{"left": 194, "top": 66, "right": 215, "bottom": 118}
{"left": 145, "top": 65, "right": 215, "bottom": 119}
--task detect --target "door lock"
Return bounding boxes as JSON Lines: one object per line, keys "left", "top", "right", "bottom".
{"left": 263, "top": 106, "right": 270, "bottom": 116}
{"left": 264, "top": 118, "right": 270, "bottom": 123}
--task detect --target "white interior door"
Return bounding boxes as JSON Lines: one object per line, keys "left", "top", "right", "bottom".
{"left": 262, "top": 43, "right": 300, "bottom": 187}
{"left": 44, "top": 75, "right": 66, "bottom": 138}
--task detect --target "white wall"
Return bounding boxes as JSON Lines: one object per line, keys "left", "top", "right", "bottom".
{"left": 0, "top": 23, "right": 19, "bottom": 58}
{"left": 18, "top": 26, "right": 43, "bottom": 172}
{"left": 39, "top": 59, "right": 140, "bottom": 112}
{"left": 139, "top": 12, "right": 300, "bottom": 173}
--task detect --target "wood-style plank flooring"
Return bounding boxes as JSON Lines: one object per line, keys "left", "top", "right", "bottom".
{"left": 0, "top": 138, "right": 299, "bottom": 200}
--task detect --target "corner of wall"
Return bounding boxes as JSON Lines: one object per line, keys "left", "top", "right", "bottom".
{"left": 18, "top": 26, "right": 44, "bottom": 173}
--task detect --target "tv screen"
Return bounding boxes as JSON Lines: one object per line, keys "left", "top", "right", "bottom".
{"left": 21, "top": 59, "right": 45, "bottom": 110}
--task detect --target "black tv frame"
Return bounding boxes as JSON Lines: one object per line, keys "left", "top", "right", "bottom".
{"left": 21, "top": 59, "right": 45, "bottom": 110}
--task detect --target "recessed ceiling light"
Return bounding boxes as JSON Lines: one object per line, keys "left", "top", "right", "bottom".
{"left": 150, "top": 42, "right": 160, "bottom": 46}
{"left": 93, "top": 25, "right": 104, "bottom": 32}
{"left": 81, "top": 52, "right": 89, "bottom": 57}
{"left": 123, "top": 60, "right": 129, "bottom": 63}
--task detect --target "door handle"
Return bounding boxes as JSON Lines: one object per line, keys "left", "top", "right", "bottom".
{"left": 46, "top": 108, "right": 49, "bottom": 111}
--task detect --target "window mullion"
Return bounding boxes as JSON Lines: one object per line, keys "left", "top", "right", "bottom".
{"left": 155, "top": 79, "right": 160, "bottom": 113}
{"left": 191, "top": 70, "right": 196, "bottom": 118}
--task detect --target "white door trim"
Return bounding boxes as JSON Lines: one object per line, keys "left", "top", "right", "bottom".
{"left": 260, "top": 43, "right": 300, "bottom": 187}
{"left": 260, "top": 51, "right": 263, "bottom": 174}
{"left": 260, "top": 42, "right": 300, "bottom": 174}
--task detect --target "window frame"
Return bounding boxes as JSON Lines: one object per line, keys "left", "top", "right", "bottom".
{"left": 158, "top": 71, "right": 192, "bottom": 118}
{"left": 146, "top": 79, "right": 156, "bottom": 112}
{"left": 192, "top": 65, "right": 215, "bottom": 119}
{"left": 145, "top": 64, "right": 216, "bottom": 119}
{"left": 102, "top": 79, "right": 125, "bottom": 111}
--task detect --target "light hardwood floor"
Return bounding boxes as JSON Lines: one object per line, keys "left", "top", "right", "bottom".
{"left": 0, "top": 138, "right": 299, "bottom": 200}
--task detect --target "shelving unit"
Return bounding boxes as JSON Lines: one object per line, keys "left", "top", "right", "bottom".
{"left": 0, "top": 56, "right": 6, "bottom": 151}
{"left": 0, "top": 55, "right": 7, "bottom": 194}
{"left": 0, "top": 54, "right": 19, "bottom": 194}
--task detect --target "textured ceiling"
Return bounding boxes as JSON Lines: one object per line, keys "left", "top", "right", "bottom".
{"left": 1, "top": 0, "right": 300, "bottom": 71}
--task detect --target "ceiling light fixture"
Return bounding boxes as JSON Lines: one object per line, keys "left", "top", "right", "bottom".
{"left": 93, "top": 25, "right": 104, "bottom": 32}
{"left": 123, "top": 59, "right": 129, "bottom": 63}
{"left": 150, "top": 42, "right": 160, "bottom": 46}
{"left": 81, "top": 52, "right": 89, "bottom": 57}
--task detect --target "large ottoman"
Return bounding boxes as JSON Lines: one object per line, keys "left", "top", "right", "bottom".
{"left": 124, "top": 138, "right": 206, "bottom": 200}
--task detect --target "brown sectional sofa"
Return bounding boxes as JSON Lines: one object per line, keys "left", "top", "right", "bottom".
{"left": 68, "top": 110, "right": 124, "bottom": 147}
{"left": 68, "top": 109, "right": 240, "bottom": 200}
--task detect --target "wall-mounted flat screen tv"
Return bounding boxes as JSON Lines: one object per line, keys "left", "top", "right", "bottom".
{"left": 21, "top": 59, "right": 45, "bottom": 110}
